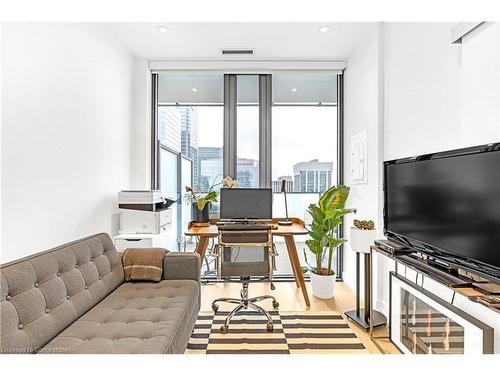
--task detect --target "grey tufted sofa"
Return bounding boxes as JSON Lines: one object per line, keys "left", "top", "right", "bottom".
{"left": 0, "top": 233, "right": 200, "bottom": 354}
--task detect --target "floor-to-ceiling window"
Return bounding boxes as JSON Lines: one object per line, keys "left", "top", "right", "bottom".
{"left": 236, "top": 75, "right": 260, "bottom": 187}
{"left": 157, "top": 73, "right": 224, "bottom": 250}
{"left": 271, "top": 73, "right": 339, "bottom": 276}
{"left": 153, "top": 71, "right": 342, "bottom": 277}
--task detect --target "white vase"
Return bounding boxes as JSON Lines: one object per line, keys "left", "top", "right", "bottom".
{"left": 349, "top": 227, "right": 377, "bottom": 254}
{"left": 310, "top": 272, "right": 337, "bottom": 299}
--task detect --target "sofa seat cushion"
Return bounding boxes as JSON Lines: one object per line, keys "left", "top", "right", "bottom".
{"left": 40, "top": 279, "right": 199, "bottom": 354}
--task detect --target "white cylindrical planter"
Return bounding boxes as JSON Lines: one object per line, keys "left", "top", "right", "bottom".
{"left": 349, "top": 227, "right": 377, "bottom": 253}
{"left": 310, "top": 272, "right": 337, "bottom": 299}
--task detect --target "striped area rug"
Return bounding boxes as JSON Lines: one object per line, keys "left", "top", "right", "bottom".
{"left": 186, "top": 310, "right": 368, "bottom": 354}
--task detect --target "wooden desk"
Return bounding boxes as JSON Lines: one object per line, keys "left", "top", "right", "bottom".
{"left": 185, "top": 218, "right": 310, "bottom": 306}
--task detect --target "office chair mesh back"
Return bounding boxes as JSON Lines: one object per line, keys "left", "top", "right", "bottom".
{"left": 221, "top": 247, "right": 269, "bottom": 277}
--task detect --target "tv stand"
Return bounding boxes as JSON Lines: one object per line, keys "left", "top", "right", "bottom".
{"left": 369, "top": 244, "right": 500, "bottom": 354}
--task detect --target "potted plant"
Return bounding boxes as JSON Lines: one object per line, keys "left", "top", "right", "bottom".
{"left": 185, "top": 175, "right": 238, "bottom": 226}
{"left": 349, "top": 219, "right": 376, "bottom": 254}
{"left": 303, "top": 185, "right": 356, "bottom": 299}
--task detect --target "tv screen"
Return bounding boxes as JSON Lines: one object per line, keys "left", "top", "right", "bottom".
{"left": 384, "top": 145, "right": 500, "bottom": 271}
{"left": 220, "top": 188, "right": 273, "bottom": 220}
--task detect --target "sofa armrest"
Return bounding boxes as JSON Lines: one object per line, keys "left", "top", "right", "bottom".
{"left": 163, "top": 252, "right": 201, "bottom": 283}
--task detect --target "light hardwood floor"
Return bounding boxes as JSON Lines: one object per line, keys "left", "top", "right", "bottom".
{"left": 200, "top": 280, "right": 400, "bottom": 354}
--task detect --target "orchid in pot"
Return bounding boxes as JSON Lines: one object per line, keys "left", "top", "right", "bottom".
{"left": 302, "top": 185, "right": 356, "bottom": 299}
{"left": 185, "top": 175, "right": 238, "bottom": 226}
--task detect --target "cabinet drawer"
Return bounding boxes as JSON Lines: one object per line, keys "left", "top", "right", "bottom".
{"left": 114, "top": 237, "right": 153, "bottom": 251}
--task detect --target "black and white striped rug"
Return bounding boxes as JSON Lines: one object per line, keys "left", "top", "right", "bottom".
{"left": 186, "top": 310, "right": 368, "bottom": 354}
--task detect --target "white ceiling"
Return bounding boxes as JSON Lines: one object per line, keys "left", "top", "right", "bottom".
{"left": 109, "top": 23, "right": 375, "bottom": 60}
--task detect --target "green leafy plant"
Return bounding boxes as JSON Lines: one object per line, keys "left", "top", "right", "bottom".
{"left": 353, "top": 219, "right": 375, "bottom": 230}
{"left": 303, "top": 185, "right": 356, "bottom": 276}
{"left": 184, "top": 175, "right": 238, "bottom": 211}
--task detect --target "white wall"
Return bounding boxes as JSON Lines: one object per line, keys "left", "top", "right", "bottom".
{"left": 343, "top": 24, "right": 387, "bottom": 295}
{"left": 1, "top": 23, "right": 135, "bottom": 262}
{"left": 130, "top": 57, "right": 151, "bottom": 190}
{"left": 384, "top": 22, "right": 500, "bottom": 161}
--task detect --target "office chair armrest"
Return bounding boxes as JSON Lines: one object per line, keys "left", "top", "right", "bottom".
{"left": 163, "top": 252, "right": 201, "bottom": 284}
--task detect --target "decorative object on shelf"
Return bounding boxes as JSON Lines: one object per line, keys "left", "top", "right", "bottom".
{"left": 350, "top": 218, "right": 376, "bottom": 254}
{"left": 353, "top": 219, "right": 375, "bottom": 230}
{"left": 185, "top": 175, "right": 238, "bottom": 227}
{"left": 345, "top": 218, "right": 386, "bottom": 329}
{"left": 302, "top": 185, "right": 356, "bottom": 299}
{"left": 278, "top": 179, "right": 292, "bottom": 226}
{"left": 390, "top": 272, "right": 494, "bottom": 354}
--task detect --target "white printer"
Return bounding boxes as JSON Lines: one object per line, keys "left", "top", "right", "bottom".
{"left": 114, "top": 190, "right": 176, "bottom": 251}
{"left": 118, "top": 190, "right": 175, "bottom": 234}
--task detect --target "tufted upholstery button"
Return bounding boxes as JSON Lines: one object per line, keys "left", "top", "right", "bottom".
{"left": 18, "top": 324, "right": 24, "bottom": 330}
{"left": 6, "top": 295, "right": 11, "bottom": 301}
{"left": 34, "top": 282, "right": 39, "bottom": 288}
{"left": 66, "top": 295, "right": 70, "bottom": 300}
{"left": 75, "top": 264, "right": 79, "bottom": 269}
{"left": 84, "top": 285, "right": 88, "bottom": 289}
{"left": 98, "top": 276, "right": 102, "bottom": 280}
{"left": 57, "top": 272, "right": 61, "bottom": 276}
{"left": 90, "top": 257, "right": 93, "bottom": 261}
{"left": 45, "top": 308, "right": 50, "bottom": 313}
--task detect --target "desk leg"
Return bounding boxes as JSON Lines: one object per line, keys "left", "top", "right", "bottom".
{"left": 284, "top": 235, "right": 311, "bottom": 307}
{"left": 285, "top": 239, "right": 300, "bottom": 287}
{"left": 196, "top": 236, "right": 209, "bottom": 261}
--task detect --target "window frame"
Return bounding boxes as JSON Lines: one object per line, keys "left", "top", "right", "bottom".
{"left": 151, "top": 70, "right": 345, "bottom": 278}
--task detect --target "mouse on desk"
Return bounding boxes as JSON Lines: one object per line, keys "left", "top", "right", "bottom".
{"left": 271, "top": 224, "right": 279, "bottom": 230}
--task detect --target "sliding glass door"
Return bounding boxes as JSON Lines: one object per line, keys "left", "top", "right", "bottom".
{"left": 153, "top": 71, "right": 342, "bottom": 277}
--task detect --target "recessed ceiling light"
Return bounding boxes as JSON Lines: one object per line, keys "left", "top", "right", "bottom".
{"left": 192, "top": 87, "right": 198, "bottom": 92}
{"left": 157, "top": 25, "right": 170, "bottom": 33}
{"left": 319, "top": 25, "right": 331, "bottom": 33}
{"left": 291, "top": 88, "right": 297, "bottom": 92}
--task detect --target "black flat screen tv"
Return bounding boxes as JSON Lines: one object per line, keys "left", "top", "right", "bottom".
{"left": 384, "top": 143, "right": 500, "bottom": 280}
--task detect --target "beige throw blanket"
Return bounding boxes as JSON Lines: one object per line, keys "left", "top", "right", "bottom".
{"left": 122, "top": 248, "right": 166, "bottom": 282}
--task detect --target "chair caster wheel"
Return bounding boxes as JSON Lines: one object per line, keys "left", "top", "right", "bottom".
{"left": 212, "top": 303, "right": 219, "bottom": 312}
{"left": 272, "top": 301, "right": 279, "bottom": 309}
{"left": 266, "top": 323, "right": 274, "bottom": 332}
{"left": 220, "top": 325, "right": 228, "bottom": 334}
{"left": 271, "top": 283, "right": 276, "bottom": 290}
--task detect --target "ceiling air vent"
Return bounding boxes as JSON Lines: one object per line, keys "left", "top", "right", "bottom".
{"left": 221, "top": 48, "right": 254, "bottom": 55}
